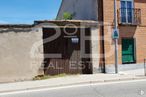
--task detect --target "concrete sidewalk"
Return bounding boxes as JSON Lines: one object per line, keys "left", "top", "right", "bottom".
{"left": 0, "top": 73, "right": 146, "bottom": 93}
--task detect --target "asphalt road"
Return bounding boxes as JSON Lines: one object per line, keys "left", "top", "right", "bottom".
{"left": 1, "top": 80, "right": 146, "bottom": 97}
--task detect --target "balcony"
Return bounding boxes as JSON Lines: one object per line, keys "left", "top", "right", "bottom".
{"left": 118, "top": 8, "right": 141, "bottom": 25}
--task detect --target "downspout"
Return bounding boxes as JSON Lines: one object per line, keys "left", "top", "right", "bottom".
{"left": 98, "top": 0, "right": 106, "bottom": 73}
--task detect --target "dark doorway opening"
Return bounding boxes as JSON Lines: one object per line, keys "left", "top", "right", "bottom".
{"left": 43, "top": 28, "right": 92, "bottom": 75}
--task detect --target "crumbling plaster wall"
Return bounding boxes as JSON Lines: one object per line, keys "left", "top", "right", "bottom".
{"left": 0, "top": 26, "right": 44, "bottom": 82}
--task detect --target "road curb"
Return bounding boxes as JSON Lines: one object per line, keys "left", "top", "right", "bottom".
{"left": 0, "top": 76, "right": 146, "bottom": 94}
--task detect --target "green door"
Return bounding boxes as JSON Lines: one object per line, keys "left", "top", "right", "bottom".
{"left": 122, "top": 38, "right": 135, "bottom": 63}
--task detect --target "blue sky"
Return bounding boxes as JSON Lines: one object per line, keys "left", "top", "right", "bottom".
{"left": 0, "top": 0, "right": 62, "bottom": 24}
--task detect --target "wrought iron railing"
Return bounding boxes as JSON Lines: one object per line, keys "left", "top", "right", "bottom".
{"left": 118, "top": 8, "right": 141, "bottom": 25}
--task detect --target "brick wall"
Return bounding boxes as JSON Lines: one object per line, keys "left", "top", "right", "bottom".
{"left": 102, "top": 0, "right": 146, "bottom": 65}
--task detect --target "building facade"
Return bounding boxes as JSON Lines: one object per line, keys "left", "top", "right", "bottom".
{"left": 0, "top": 20, "right": 99, "bottom": 82}
{"left": 101, "top": 0, "right": 146, "bottom": 72}
{"left": 57, "top": 0, "right": 98, "bottom": 20}
{"left": 57, "top": 0, "right": 146, "bottom": 72}
{"left": 0, "top": 0, "right": 146, "bottom": 82}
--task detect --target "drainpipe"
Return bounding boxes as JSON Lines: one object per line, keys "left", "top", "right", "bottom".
{"left": 114, "top": 0, "right": 119, "bottom": 73}
{"left": 98, "top": 0, "right": 106, "bottom": 73}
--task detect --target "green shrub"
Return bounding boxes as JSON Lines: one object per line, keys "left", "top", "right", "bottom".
{"left": 63, "top": 12, "right": 73, "bottom": 20}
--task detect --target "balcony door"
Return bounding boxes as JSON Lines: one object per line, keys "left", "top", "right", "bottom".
{"left": 120, "top": 0, "right": 134, "bottom": 24}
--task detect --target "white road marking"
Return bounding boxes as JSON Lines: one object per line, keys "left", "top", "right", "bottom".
{"left": 0, "top": 79, "right": 146, "bottom": 96}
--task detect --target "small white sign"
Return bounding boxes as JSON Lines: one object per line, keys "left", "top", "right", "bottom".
{"left": 71, "top": 37, "right": 79, "bottom": 44}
